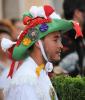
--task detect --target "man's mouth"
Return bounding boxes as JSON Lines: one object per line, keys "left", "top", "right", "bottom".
{"left": 56, "top": 51, "right": 61, "bottom": 56}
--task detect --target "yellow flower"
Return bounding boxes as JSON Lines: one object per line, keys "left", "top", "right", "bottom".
{"left": 36, "top": 64, "right": 45, "bottom": 77}
{"left": 22, "top": 38, "right": 31, "bottom": 46}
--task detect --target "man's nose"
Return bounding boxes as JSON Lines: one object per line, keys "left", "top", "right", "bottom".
{"left": 60, "top": 42, "right": 63, "bottom": 49}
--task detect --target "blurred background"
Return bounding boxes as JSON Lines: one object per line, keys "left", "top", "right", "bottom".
{"left": 0, "top": 0, "right": 63, "bottom": 19}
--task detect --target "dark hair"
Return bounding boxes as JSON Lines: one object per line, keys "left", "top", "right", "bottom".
{"left": 63, "top": 0, "right": 85, "bottom": 19}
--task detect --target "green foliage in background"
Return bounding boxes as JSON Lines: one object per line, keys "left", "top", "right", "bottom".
{"left": 51, "top": 75, "right": 85, "bottom": 100}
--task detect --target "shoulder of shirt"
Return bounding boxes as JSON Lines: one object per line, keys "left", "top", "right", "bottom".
{"left": 11, "top": 57, "right": 38, "bottom": 86}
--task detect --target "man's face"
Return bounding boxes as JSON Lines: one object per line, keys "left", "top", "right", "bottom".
{"left": 42, "top": 31, "right": 63, "bottom": 62}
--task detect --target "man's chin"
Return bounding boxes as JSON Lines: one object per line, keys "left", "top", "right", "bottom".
{"left": 50, "top": 57, "right": 60, "bottom": 64}
{"left": 55, "top": 56, "right": 61, "bottom": 61}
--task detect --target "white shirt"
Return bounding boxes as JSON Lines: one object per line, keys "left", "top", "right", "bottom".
{"left": 4, "top": 57, "right": 58, "bottom": 100}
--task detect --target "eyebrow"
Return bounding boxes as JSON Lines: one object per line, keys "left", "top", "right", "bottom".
{"left": 53, "top": 34, "right": 60, "bottom": 38}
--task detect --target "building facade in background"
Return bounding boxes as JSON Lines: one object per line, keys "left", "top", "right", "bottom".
{"left": 0, "top": 0, "right": 63, "bottom": 19}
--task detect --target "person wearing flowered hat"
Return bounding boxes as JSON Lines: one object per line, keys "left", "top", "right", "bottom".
{"left": 0, "top": 5, "right": 83, "bottom": 100}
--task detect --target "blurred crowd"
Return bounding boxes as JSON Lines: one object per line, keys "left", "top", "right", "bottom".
{"left": 0, "top": 0, "right": 85, "bottom": 99}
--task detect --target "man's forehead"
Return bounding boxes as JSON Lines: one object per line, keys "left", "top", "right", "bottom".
{"left": 50, "top": 31, "right": 61, "bottom": 36}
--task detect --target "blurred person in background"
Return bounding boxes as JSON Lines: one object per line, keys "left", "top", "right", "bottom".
{"left": 0, "top": 19, "right": 17, "bottom": 75}
{"left": 0, "top": 19, "right": 17, "bottom": 100}
{"left": 59, "top": 0, "right": 85, "bottom": 76}
{"left": 0, "top": 19, "right": 17, "bottom": 41}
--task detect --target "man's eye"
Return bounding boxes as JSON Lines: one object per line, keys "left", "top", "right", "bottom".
{"left": 54, "top": 39, "right": 58, "bottom": 42}
{"left": 54, "top": 38, "right": 62, "bottom": 43}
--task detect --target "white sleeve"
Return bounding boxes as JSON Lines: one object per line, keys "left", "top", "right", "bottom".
{"left": 5, "top": 85, "right": 39, "bottom": 100}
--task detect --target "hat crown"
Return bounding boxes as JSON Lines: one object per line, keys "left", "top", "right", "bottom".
{"left": 44, "top": 5, "right": 54, "bottom": 17}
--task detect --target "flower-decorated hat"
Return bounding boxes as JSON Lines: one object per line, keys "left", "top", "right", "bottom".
{"left": 1, "top": 5, "right": 83, "bottom": 78}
